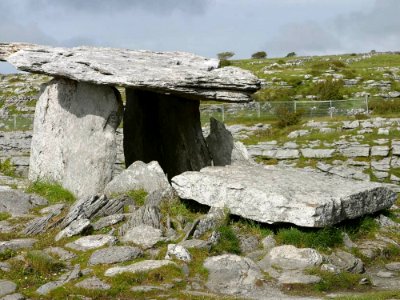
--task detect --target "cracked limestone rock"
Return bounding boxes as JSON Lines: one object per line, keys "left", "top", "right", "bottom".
{"left": 172, "top": 165, "right": 396, "bottom": 227}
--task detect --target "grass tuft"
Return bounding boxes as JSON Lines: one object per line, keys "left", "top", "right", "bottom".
{"left": 26, "top": 181, "right": 75, "bottom": 204}
{"left": 125, "top": 189, "right": 148, "bottom": 206}
{"left": 211, "top": 225, "right": 241, "bottom": 255}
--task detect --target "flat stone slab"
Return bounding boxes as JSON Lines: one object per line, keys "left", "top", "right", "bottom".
{"left": 0, "top": 190, "right": 47, "bottom": 216}
{"left": 0, "top": 280, "right": 17, "bottom": 297}
{"left": 65, "top": 235, "right": 117, "bottom": 251}
{"left": 2, "top": 43, "right": 260, "bottom": 102}
{"left": 171, "top": 165, "right": 397, "bottom": 227}
{"left": 0, "top": 239, "right": 37, "bottom": 253}
{"left": 104, "top": 260, "right": 175, "bottom": 277}
{"left": 121, "top": 225, "right": 164, "bottom": 249}
{"left": 89, "top": 246, "right": 143, "bottom": 265}
{"left": 75, "top": 277, "right": 110, "bottom": 290}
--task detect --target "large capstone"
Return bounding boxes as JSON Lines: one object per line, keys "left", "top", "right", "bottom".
{"left": 28, "top": 78, "right": 123, "bottom": 198}
{"left": 124, "top": 89, "right": 211, "bottom": 179}
{"left": 172, "top": 165, "right": 397, "bottom": 228}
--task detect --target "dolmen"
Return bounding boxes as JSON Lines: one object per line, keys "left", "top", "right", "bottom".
{"left": 0, "top": 43, "right": 260, "bottom": 198}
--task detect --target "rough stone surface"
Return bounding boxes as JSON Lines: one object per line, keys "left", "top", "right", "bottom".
{"left": 65, "top": 235, "right": 117, "bottom": 251}
{"left": 4, "top": 44, "right": 260, "bottom": 102}
{"left": 55, "top": 219, "right": 91, "bottom": 241}
{"left": 327, "top": 250, "right": 364, "bottom": 273}
{"left": 104, "top": 161, "right": 170, "bottom": 196}
{"left": 231, "top": 141, "right": 255, "bottom": 166}
{"left": 28, "top": 78, "right": 123, "bottom": 198}
{"left": 371, "top": 146, "right": 390, "bottom": 157}
{"left": 0, "top": 239, "right": 37, "bottom": 253}
{"left": 44, "top": 247, "right": 76, "bottom": 261}
{"left": 301, "top": 148, "right": 335, "bottom": 158}
{"left": 22, "top": 214, "right": 54, "bottom": 235}
{"left": 165, "top": 244, "right": 192, "bottom": 262}
{"left": 385, "top": 262, "right": 400, "bottom": 271}
{"left": 104, "top": 260, "right": 175, "bottom": 277}
{"left": 206, "top": 117, "right": 233, "bottom": 166}
{"left": 120, "top": 205, "right": 162, "bottom": 235}
{"left": 75, "top": 277, "right": 111, "bottom": 290}
{"left": 121, "top": 225, "right": 164, "bottom": 249}
{"left": 0, "top": 280, "right": 16, "bottom": 298}
{"left": 89, "top": 246, "right": 143, "bottom": 265}
{"left": 203, "top": 254, "right": 279, "bottom": 297}
{"left": 258, "top": 245, "right": 323, "bottom": 271}
{"left": 0, "top": 190, "right": 47, "bottom": 216}
{"left": 193, "top": 207, "right": 227, "bottom": 239}
{"left": 61, "top": 194, "right": 108, "bottom": 228}
{"left": 172, "top": 165, "right": 397, "bottom": 227}
{"left": 340, "top": 145, "right": 370, "bottom": 157}
{"left": 0, "top": 293, "right": 25, "bottom": 300}
{"left": 278, "top": 271, "right": 321, "bottom": 285}
{"left": 124, "top": 89, "right": 211, "bottom": 179}
{"left": 92, "top": 214, "right": 125, "bottom": 230}
{"left": 37, "top": 264, "right": 81, "bottom": 295}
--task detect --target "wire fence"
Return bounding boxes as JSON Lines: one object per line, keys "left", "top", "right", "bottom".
{"left": 0, "top": 97, "right": 376, "bottom": 131}
{"left": 200, "top": 97, "right": 370, "bottom": 123}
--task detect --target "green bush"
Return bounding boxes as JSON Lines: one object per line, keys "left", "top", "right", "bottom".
{"left": 211, "top": 225, "right": 241, "bottom": 255}
{"left": 308, "top": 78, "right": 344, "bottom": 100}
{"left": 275, "top": 106, "right": 304, "bottom": 128}
{"left": 251, "top": 51, "right": 267, "bottom": 59}
{"left": 219, "top": 59, "right": 232, "bottom": 67}
{"left": 217, "top": 51, "right": 235, "bottom": 60}
{"left": 0, "top": 158, "right": 16, "bottom": 177}
{"left": 276, "top": 227, "right": 343, "bottom": 250}
{"left": 286, "top": 52, "right": 296, "bottom": 58}
{"left": 369, "top": 99, "right": 400, "bottom": 115}
{"left": 26, "top": 181, "right": 75, "bottom": 204}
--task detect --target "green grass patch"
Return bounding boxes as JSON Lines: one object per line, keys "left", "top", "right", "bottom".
{"left": 334, "top": 290, "right": 400, "bottom": 300}
{"left": 0, "top": 212, "right": 11, "bottom": 221}
{"left": 26, "top": 181, "right": 75, "bottom": 204}
{"left": 0, "top": 158, "right": 16, "bottom": 177}
{"left": 340, "top": 216, "right": 379, "bottom": 240}
{"left": 0, "top": 249, "right": 17, "bottom": 261}
{"left": 276, "top": 227, "right": 343, "bottom": 250}
{"left": 311, "top": 269, "right": 370, "bottom": 293}
{"left": 211, "top": 225, "right": 241, "bottom": 255}
{"left": 125, "top": 189, "right": 148, "bottom": 206}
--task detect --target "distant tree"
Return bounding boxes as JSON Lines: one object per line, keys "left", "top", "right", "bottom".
{"left": 251, "top": 51, "right": 267, "bottom": 59}
{"left": 286, "top": 52, "right": 296, "bottom": 58}
{"left": 217, "top": 51, "right": 235, "bottom": 60}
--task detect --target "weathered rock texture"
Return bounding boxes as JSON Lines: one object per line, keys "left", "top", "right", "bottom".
{"left": 206, "top": 117, "right": 233, "bottom": 166}
{"left": 2, "top": 44, "right": 260, "bottom": 102}
{"left": 172, "top": 165, "right": 397, "bottom": 227}
{"left": 124, "top": 89, "right": 211, "bottom": 179}
{"left": 29, "top": 78, "right": 122, "bottom": 198}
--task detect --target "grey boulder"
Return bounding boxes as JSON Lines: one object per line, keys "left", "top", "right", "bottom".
{"left": 172, "top": 165, "right": 397, "bottom": 227}
{"left": 104, "top": 161, "right": 171, "bottom": 196}
{"left": 89, "top": 246, "right": 143, "bottom": 265}
{"left": 0, "top": 280, "right": 16, "bottom": 298}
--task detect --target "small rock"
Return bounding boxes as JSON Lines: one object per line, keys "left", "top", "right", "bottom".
{"left": 92, "top": 214, "right": 125, "bottom": 230}
{"left": 165, "top": 244, "right": 191, "bottom": 262}
{"left": 40, "top": 203, "right": 65, "bottom": 215}
{"left": 130, "top": 285, "right": 166, "bottom": 292}
{"left": 0, "top": 280, "right": 16, "bottom": 298}
{"left": 23, "top": 214, "right": 54, "bottom": 235}
{"left": 65, "top": 235, "right": 117, "bottom": 251}
{"left": 178, "top": 239, "right": 210, "bottom": 250}
{"left": 105, "top": 260, "right": 175, "bottom": 277}
{"left": 0, "top": 262, "right": 11, "bottom": 272}
{"left": 1, "top": 293, "right": 25, "bottom": 300}
{"left": 75, "top": 277, "right": 110, "bottom": 290}
{"left": 378, "top": 128, "right": 389, "bottom": 135}
{"left": 121, "top": 225, "right": 164, "bottom": 249}
{"left": 44, "top": 247, "right": 76, "bottom": 261}
{"left": 327, "top": 250, "right": 364, "bottom": 273}
{"left": 261, "top": 235, "right": 276, "bottom": 251}
{"left": 321, "top": 264, "right": 340, "bottom": 274}
{"left": 55, "top": 219, "right": 91, "bottom": 241}
{"left": 376, "top": 271, "right": 395, "bottom": 278}
{"left": 0, "top": 239, "right": 37, "bottom": 253}
{"left": 193, "top": 207, "right": 227, "bottom": 239}
{"left": 386, "top": 262, "right": 400, "bottom": 271}
{"left": 371, "top": 146, "right": 390, "bottom": 157}
{"left": 89, "top": 246, "right": 143, "bottom": 265}
{"left": 278, "top": 271, "right": 321, "bottom": 285}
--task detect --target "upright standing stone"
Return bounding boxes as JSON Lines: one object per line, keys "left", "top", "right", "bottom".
{"left": 29, "top": 78, "right": 123, "bottom": 198}
{"left": 206, "top": 117, "right": 233, "bottom": 166}
{"left": 124, "top": 89, "right": 211, "bottom": 179}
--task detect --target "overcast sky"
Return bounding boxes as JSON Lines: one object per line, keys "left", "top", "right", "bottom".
{"left": 1, "top": 0, "right": 399, "bottom": 73}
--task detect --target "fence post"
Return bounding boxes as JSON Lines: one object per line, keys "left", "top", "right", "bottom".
{"left": 329, "top": 100, "right": 333, "bottom": 118}
{"left": 257, "top": 102, "right": 261, "bottom": 118}
{"left": 294, "top": 101, "right": 297, "bottom": 113}
{"left": 13, "top": 115, "right": 17, "bottom": 130}
{"left": 365, "top": 95, "right": 369, "bottom": 114}
{"left": 221, "top": 105, "right": 225, "bottom": 122}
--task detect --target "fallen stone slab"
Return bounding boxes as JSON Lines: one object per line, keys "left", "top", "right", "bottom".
{"left": 2, "top": 43, "right": 260, "bottom": 102}
{"left": 23, "top": 214, "right": 54, "bottom": 235}
{"left": 92, "top": 214, "right": 125, "bottom": 230}
{"left": 0, "top": 239, "right": 37, "bottom": 253}
{"left": 55, "top": 219, "right": 91, "bottom": 241}
{"left": 65, "top": 235, "right": 117, "bottom": 251}
{"left": 44, "top": 247, "right": 76, "bottom": 261}
{"left": 89, "top": 246, "right": 143, "bottom": 265}
{"left": 104, "top": 260, "right": 175, "bottom": 277}
{"left": 171, "top": 165, "right": 397, "bottom": 227}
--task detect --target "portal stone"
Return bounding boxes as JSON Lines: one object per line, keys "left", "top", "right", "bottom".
{"left": 29, "top": 78, "right": 122, "bottom": 198}
{"left": 123, "top": 89, "right": 211, "bottom": 179}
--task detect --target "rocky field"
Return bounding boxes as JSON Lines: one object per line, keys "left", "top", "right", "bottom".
{"left": 1, "top": 52, "right": 400, "bottom": 300}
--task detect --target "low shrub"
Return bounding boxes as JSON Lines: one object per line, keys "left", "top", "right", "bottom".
{"left": 251, "top": 51, "right": 267, "bottom": 59}
{"left": 369, "top": 99, "right": 400, "bottom": 115}
{"left": 276, "top": 227, "right": 343, "bottom": 250}
{"left": 308, "top": 78, "right": 344, "bottom": 100}
{"left": 26, "top": 181, "right": 75, "bottom": 204}
{"left": 275, "top": 106, "right": 304, "bottom": 128}
{"left": 311, "top": 269, "right": 368, "bottom": 292}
